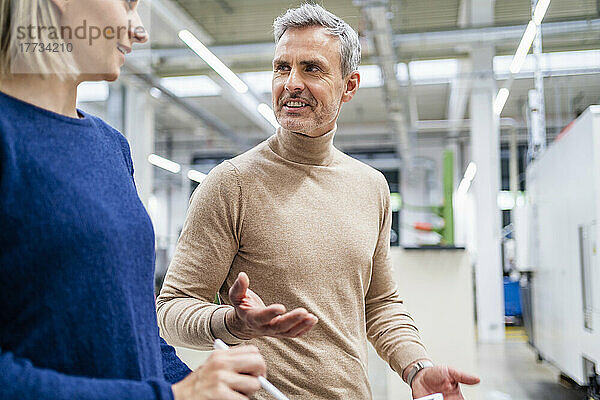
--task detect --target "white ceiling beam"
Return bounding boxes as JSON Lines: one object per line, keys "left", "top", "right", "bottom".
{"left": 393, "top": 18, "right": 600, "bottom": 51}
{"left": 132, "top": 18, "right": 600, "bottom": 68}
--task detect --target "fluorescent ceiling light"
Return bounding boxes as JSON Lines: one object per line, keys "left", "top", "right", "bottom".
{"left": 533, "top": 0, "right": 551, "bottom": 25}
{"left": 357, "top": 65, "right": 383, "bottom": 88}
{"left": 464, "top": 162, "right": 477, "bottom": 182}
{"left": 149, "top": 87, "right": 163, "bottom": 99}
{"left": 494, "top": 88, "right": 510, "bottom": 115}
{"left": 497, "top": 191, "right": 516, "bottom": 210}
{"left": 160, "top": 75, "right": 221, "bottom": 97}
{"left": 77, "top": 81, "right": 109, "bottom": 103}
{"left": 457, "top": 180, "right": 471, "bottom": 195}
{"left": 396, "top": 63, "right": 409, "bottom": 82}
{"left": 257, "top": 103, "right": 280, "bottom": 128}
{"left": 457, "top": 162, "right": 477, "bottom": 195}
{"left": 510, "top": 21, "right": 537, "bottom": 74}
{"left": 148, "top": 154, "right": 181, "bottom": 174}
{"left": 178, "top": 29, "right": 248, "bottom": 94}
{"left": 187, "top": 169, "right": 207, "bottom": 183}
{"left": 408, "top": 59, "right": 459, "bottom": 83}
{"left": 494, "top": 55, "right": 534, "bottom": 75}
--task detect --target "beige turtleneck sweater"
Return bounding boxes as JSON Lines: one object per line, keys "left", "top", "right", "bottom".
{"left": 157, "top": 128, "right": 429, "bottom": 399}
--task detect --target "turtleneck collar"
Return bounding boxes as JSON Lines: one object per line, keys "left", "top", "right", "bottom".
{"left": 268, "top": 126, "right": 337, "bottom": 166}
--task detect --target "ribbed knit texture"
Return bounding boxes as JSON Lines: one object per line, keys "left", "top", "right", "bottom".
{"left": 157, "top": 127, "right": 429, "bottom": 399}
{"left": 0, "top": 90, "right": 190, "bottom": 400}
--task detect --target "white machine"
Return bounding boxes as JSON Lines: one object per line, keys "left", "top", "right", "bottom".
{"left": 524, "top": 106, "right": 600, "bottom": 392}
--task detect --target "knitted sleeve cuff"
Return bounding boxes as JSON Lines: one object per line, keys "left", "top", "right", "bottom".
{"left": 209, "top": 306, "right": 250, "bottom": 346}
{"left": 388, "top": 344, "right": 432, "bottom": 381}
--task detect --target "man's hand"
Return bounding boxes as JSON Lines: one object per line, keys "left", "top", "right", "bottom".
{"left": 225, "top": 272, "right": 318, "bottom": 339}
{"left": 410, "top": 365, "right": 480, "bottom": 400}
{"left": 171, "top": 345, "right": 265, "bottom": 400}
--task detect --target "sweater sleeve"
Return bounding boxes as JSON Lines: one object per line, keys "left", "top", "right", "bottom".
{"left": 156, "top": 161, "right": 248, "bottom": 350}
{"left": 364, "top": 177, "right": 431, "bottom": 380}
{"left": 0, "top": 346, "right": 173, "bottom": 400}
{"left": 160, "top": 337, "right": 191, "bottom": 384}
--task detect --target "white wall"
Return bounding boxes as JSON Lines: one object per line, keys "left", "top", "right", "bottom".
{"left": 384, "top": 248, "right": 479, "bottom": 399}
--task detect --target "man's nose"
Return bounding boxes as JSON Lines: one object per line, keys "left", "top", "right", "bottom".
{"left": 284, "top": 68, "right": 305, "bottom": 93}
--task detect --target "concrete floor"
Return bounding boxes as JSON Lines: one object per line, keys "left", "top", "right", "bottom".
{"left": 476, "top": 330, "right": 588, "bottom": 400}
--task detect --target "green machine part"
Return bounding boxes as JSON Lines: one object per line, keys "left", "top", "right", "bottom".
{"left": 442, "top": 150, "right": 454, "bottom": 245}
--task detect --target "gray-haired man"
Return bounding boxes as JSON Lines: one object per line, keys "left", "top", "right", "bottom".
{"left": 157, "top": 4, "right": 479, "bottom": 399}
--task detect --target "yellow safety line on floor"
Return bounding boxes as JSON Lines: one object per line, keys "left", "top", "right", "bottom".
{"left": 505, "top": 326, "right": 528, "bottom": 342}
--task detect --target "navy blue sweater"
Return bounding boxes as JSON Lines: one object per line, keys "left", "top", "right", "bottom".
{"left": 0, "top": 90, "right": 191, "bottom": 399}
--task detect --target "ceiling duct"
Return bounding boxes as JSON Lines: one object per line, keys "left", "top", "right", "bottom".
{"left": 355, "top": 0, "right": 414, "bottom": 169}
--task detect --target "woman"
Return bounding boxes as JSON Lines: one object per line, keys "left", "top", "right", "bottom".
{"left": 0, "top": 1, "right": 265, "bottom": 399}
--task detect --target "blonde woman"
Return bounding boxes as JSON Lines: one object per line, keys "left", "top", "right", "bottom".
{"left": 0, "top": 1, "right": 265, "bottom": 399}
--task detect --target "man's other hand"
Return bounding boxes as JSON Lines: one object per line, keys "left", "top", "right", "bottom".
{"left": 172, "top": 345, "right": 266, "bottom": 400}
{"left": 225, "top": 272, "right": 318, "bottom": 339}
{"left": 411, "top": 365, "right": 480, "bottom": 400}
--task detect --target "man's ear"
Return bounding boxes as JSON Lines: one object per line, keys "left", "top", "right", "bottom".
{"left": 49, "top": 0, "right": 68, "bottom": 14}
{"left": 341, "top": 71, "right": 360, "bottom": 103}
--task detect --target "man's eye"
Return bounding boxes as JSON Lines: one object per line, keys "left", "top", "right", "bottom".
{"left": 306, "top": 65, "right": 320, "bottom": 72}
{"left": 275, "top": 65, "right": 290, "bottom": 72}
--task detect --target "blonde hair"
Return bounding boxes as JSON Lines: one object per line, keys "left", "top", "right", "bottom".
{"left": 0, "top": 0, "right": 78, "bottom": 78}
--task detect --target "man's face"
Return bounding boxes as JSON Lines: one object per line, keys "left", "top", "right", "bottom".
{"left": 272, "top": 26, "right": 359, "bottom": 137}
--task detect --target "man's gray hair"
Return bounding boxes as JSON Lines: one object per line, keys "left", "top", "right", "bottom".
{"left": 273, "top": 3, "right": 361, "bottom": 77}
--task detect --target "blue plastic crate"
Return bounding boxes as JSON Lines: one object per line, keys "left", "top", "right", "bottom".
{"left": 504, "top": 277, "right": 522, "bottom": 317}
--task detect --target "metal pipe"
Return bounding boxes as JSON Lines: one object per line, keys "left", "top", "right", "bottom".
{"left": 442, "top": 150, "right": 455, "bottom": 245}
{"left": 416, "top": 117, "right": 519, "bottom": 131}
{"left": 529, "top": 0, "right": 548, "bottom": 159}
{"left": 393, "top": 18, "right": 600, "bottom": 52}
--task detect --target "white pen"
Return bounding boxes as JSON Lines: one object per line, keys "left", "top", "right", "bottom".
{"left": 415, "top": 394, "right": 444, "bottom": 400}
{"left": 213, "top": 339, "right": 291, "bottom": 400}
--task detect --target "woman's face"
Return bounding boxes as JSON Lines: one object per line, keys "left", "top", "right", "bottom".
{"left": 54, "top": 0, "right": 147, "bottom": 81}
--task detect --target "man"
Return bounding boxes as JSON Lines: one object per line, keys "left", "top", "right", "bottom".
{"left": 157, "top": 4, "right": 479, "bottom": 399}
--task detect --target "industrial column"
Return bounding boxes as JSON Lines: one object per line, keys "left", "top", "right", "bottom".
{"left": 470, "top": 45, "right": 506, "bottom": 343}
{"left": 123, "top": 83, "right": 155, "bottom": 208}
